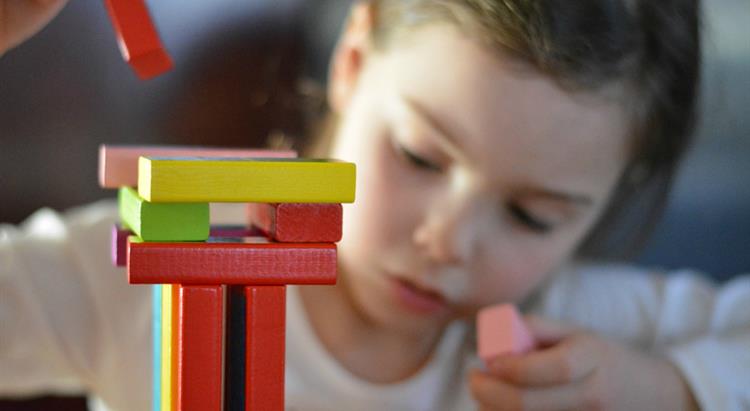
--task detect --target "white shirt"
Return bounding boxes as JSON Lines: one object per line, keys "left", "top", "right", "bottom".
{"left": 1, "top": 201, "right": 748, "bottom": 410}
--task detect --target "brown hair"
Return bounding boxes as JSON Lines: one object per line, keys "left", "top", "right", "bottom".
{"left": 307, "top": 0, "right": 702, "bottom": 259}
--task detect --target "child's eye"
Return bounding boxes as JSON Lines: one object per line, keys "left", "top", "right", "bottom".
{"left": 394, "top": 141, "right": 442, "bottom": 172}
{"left": 507, "top": 202, "right": 553, "bottom": 233}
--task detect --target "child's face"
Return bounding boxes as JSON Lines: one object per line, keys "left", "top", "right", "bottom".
{"left": 328, "top": 22, "right": 631, "bottom": 335}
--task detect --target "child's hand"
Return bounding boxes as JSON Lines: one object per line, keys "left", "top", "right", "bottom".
{"left": 469, "top": 316, "right": 699, "bottom": 411}
{"left": 0, "top": 0, "right": 68, "bottom": 57}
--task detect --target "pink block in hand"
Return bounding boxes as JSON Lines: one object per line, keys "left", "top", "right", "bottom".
{"left": 477, "top": 304, "right": 536, "bottom": 364}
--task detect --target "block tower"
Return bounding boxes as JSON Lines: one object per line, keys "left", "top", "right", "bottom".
{"left": 99, "top": 145, "right": 356, "bottom": 411}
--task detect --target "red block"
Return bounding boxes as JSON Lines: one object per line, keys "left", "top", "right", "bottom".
{"left": 177, "top": 285, "right": 224, "bottom": 411}
{"left": 247, "top": 203, "right": 343, "bottom": 243}
{"left": 103, "top": 0, "right": 173, "bottom": 79}
{"left": 246, "top": 286, "right": 286, "bottom": 411}
{"left": 127, "top": 239, "right": 337, "bottom": 285}
{"left": 111, "top": 224, "right": 131, "bottom": 267}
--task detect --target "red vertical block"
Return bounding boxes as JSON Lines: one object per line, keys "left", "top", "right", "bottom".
{"left": 111, "top": 224, "right": 131, "bottom": 267}
{"left": 247, "top": 203, "right": 343, "bottom": 242}
{"left": 245, "top": 286, "right": 286, "bottom": 411}
{"left": 177, "top": 285, "right": 224, "bottom": 411}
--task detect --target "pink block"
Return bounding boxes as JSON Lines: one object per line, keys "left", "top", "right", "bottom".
{"left": 477, "top": 304, "right": 536, "bottom": 364}
{"left": 98, "top": 145, "right": 298, "bottom": 188}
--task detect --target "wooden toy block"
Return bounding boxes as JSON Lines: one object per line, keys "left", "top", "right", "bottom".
{"left": 247, "top": 203, "right": 343, "bottom": 243}
{"left": 118, "top": 187, "right": 209, "bottom": 242}
{"left": 102, "top": 0, "right": 173, "bottom": 79}
{"left": 176, "top": 285, "right": 224, "bottom": 411}
{"left": 224, "top": 286, "right": 246, "bottom": 410}
{"left": 210, "top": 225, "right": 257, "bottom": 238}
{"left": 111, "top": 224, "right": 132, "bottom": 267}
{"left": 245, "top": 286, "right": 286, "bottom": 411}
{"left": 114, "top": 227, "right": 257, "bottom": 269}
{"left": 138, "top": 157, "right": 356, "bottom": 203}
{"left": 127, "top": 238, "right": 337, "bottom": 285}
{"left": 152, "top": 285, "right": 162, "bottom": 411}
{"left": 477, "top": 304, "right": 536, "bottom": 365}
{"left": 98, "top": 145, "right": 297, "bottom": 189}
{"left": 160, "top": 284, "right": 179, "bottom": 411}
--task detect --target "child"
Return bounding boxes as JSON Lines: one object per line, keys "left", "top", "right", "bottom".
{"left": 1, "top": 1, "right": 749, "bottom": 410}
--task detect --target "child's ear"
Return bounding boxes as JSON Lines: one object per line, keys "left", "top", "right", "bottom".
{"left": 327, "top": 2, "right": 375, "bottom": 113}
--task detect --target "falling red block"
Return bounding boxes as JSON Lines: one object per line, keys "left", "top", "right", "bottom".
{"left": 127, "top": 238, "right": 337, "bottom": 285}
{"left": 477, "top": 304, "right": 536, "bottom": 365}
{"left": 248, "top": 203, "right": 343, "bottom": 243}
{"left": 176, "top": 285, "right": 224, "bottom": 411}
{"left": 245, "top": 286, "right": 286, "bottom": 411}
{"left": 102, "top": 0, "right": 173, "bottom": 79}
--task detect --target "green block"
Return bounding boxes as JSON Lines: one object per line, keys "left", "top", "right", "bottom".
{"left": 118, "top": 187, "right": 209, "bottom": 241}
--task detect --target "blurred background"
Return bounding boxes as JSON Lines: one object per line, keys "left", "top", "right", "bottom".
{"left": 0, "top": 0, "right": 747, "bottom": 408}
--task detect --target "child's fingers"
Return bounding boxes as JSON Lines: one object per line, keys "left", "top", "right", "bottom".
{"left": 469, "top": 370, "right": 523, "bottom": 410}
{"left": 0, "top": 0, "right": 69, "bottom": 55}
{"left": 523, "top": 315, "right": 575, "bottom": 346}
{"left": 470, "top": 370, "right": 586, "bottom": 411}
{"left": 487, "top": 332, "right": 599, "bottom": 387}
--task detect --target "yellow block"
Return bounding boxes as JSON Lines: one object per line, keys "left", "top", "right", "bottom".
{"left": 138, "top": 157, "right": 356, "bottom": 203}
{"left": 160, "top": 285, "right": 177, "bottom": 411}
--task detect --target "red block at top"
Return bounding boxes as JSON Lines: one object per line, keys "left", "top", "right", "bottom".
{"left": 127, "top": 239, "right": 337, "bottom": 285}
{"left": 247, "top": 203, "right": 343, "bottom": 243}
{"left": 103, "top": 0, "right": 173, "bottom": 79}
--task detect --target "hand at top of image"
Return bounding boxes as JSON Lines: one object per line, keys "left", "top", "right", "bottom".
{"left": 0, "top": 0, "right": 68, "bottom": 57}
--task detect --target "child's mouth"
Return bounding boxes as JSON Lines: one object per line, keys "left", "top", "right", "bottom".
{"left": 389, "top": 276, "right": 448, "bottom": 315}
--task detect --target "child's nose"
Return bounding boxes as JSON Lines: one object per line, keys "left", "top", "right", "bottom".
{"left": 412, "top": 192, "right": 485, "bottom": 266}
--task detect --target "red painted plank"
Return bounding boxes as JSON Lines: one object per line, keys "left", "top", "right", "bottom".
{"left": 177, "top": 285, "right": 224, "bottom": 411}
{"left": 102, "top": 0, "right": 173, "bottom": 79}
{"left": 114, "top": 225, "right": 259, "bottom": 267}
{"left": 127, "top": 239, "right": 337, "bottom": 285}
{"left": 247, "top": 203, "right": 343, "bottom": 243}
{"left": 245, "top": 286, "right": 286, "bottom": 411}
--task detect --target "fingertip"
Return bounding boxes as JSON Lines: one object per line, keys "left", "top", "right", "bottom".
{"left": 524, "top": 315, "right": 572, "bottom": 344}
{"left": 487, "top": 353, "right": 516, "bottom": 375}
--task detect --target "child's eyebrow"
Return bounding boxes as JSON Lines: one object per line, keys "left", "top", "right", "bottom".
{"left": 401, "top": 95, "right": 467, "bottom": 161}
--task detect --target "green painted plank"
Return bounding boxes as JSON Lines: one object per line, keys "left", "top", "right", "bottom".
{"left": 118, "top": 187, "right": 209, "bottom": 242}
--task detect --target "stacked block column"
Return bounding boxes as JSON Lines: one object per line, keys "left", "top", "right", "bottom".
{"left": 101, "top": 145, "right": 355, "bottom": 411}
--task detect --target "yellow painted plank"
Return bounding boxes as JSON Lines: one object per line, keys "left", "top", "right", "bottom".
{"left": 138, "top": 157, "right": 356, "bottom": 203}
{"left": 160, "top": 284, "right": 176, "bottom": 411}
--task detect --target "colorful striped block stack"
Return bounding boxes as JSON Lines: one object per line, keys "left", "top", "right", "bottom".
{"left": 99, "top": 145, "right": 356, "bottom": 411}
